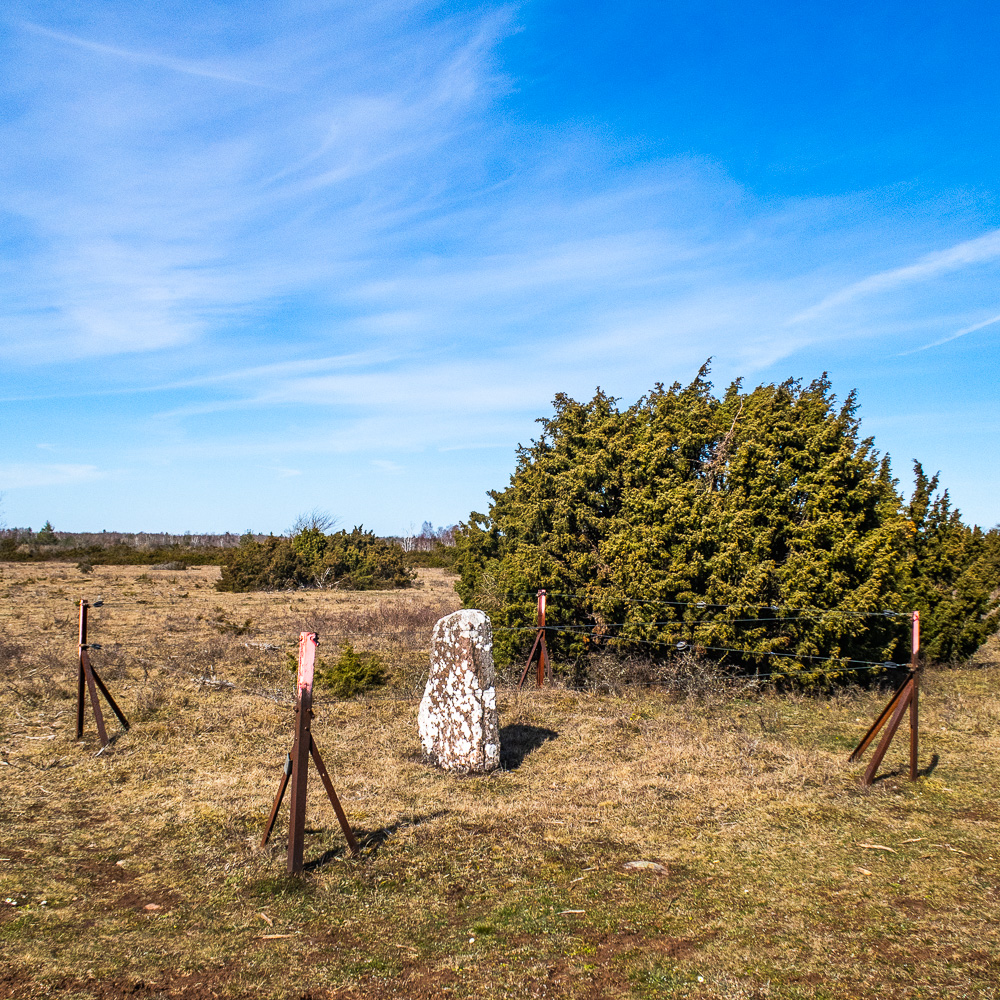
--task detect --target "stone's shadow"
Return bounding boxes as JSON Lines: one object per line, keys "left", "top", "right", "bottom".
{"left": 303, "top": 811, "right": 449, "bottom": 870}
{"left": 499, "top": 724, "right": 558, "bottom": 770}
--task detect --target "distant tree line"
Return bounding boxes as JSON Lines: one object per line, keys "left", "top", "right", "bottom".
{"left": 0, "top": 526, "right": 256, "bottom": 566}
{"left": 0, "top": 517, "right": 444, "bottom": 588}
{"left": 386, "top": 522, "right": 459, "bottom": 569}
{"left": 454, "top": 366, "right": 1000, "bottom": 681}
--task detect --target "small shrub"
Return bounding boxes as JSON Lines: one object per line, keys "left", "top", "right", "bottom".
{"left": 210, "top": 607, "right": 255, "bottom": 636}
{"left": 216, "top": 535, "right": 309, "bottom": 592}
{"left": 317, "top": 644, "right": 386, "bottom": 698}
{"left": 76, "top": 560, "right": 94, "bottom": 574}
{"left": 301, "top": 526, "right": 414, "bottom": 590}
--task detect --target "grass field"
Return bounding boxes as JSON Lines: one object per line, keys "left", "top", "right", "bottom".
{"left": 2, "top": 561, "right": 999, "bottom": 999}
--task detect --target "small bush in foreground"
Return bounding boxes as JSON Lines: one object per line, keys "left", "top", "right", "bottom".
{"left": 318, "top": 644, "right": 386, "bottom": 698}
{"left": 284, "top": 643, "right": 386, "bottom": 698}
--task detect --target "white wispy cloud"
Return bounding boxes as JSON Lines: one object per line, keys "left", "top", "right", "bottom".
{"left": 2, "top": 2, "right": 1000, "bottom": 531}
{"left": 790, "top": 229, "right": 1000, "bottom": 324}
{"left": 16, "top": 19, "right": 287, "bottom": 89}
{"left": 0, "top": 3, "right": 514, "bottom": 361}
{"left": 6, "top": 1, "right": 992, "bottom": 387}
{"left": 901, "top": 312, "right": 1000, "bottom": 355}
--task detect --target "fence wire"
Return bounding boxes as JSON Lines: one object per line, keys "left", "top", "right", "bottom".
{"left": 1, "top": 589, "right": 918, "bottom": 713}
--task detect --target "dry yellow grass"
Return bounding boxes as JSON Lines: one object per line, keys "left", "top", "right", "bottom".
{"left": 2, "top": 561, "right": 999, "bottom": 999}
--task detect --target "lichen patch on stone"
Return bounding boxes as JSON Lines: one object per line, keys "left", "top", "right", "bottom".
{"left": 418, "top": 609, "right": 499, "bottom": 773}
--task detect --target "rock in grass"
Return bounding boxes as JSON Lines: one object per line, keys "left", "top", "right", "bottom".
{"left": 418, "top": 610, "right": 499, "bottom": 773}
{"left": 623, "top": 860, "right": 667, "bottom": 872}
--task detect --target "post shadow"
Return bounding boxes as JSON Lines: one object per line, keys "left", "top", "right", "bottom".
{"left": 870, "top": 754, "right": 940, "bottom": 785}
{"left": 302, "top": 811, "right": 450, "bottom": 870}
{"left": 919, "top": 753, "right": 940, "bottom": 778}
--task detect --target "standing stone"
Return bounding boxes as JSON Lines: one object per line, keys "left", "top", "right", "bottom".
{"left": 418, "top": 609, "right": 499, "bottom": 772}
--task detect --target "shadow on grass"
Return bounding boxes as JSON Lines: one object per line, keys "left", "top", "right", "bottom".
{"left": 499, "top": 724, "right": 558, "bottom": 770}
{"left": 303, "top": 811, "right": 450, "bottom": 870}
{"left": 919, "top": 753, "right": 941, "bottom": 778}
{"left": 870, "top": 752, "right": 941, "bottom": 784}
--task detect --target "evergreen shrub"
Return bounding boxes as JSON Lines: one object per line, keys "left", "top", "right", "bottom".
{"left": 318, "top": 644, "right": 386, "bottom": 698}
{"left": 455, "top": 365, "right": 1000, "bottom": 684}
{"left": 216, "top": 527, "right": 413, "bottom": 592}
{"left": 36, "top": 521, "right": 58, "bottom": 545}
{"left": 284, "top": 643, "right": 386, "bottom": 698}
{"left": 403, "top": 541, "right": 459, "bottom": 570}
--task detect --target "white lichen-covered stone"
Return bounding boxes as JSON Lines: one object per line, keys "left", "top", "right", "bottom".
{"left": 418, "top": 609, "right": 499, "bottom": 772}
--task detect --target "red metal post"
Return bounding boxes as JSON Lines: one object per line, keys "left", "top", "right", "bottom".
{"left": 76, "top": 599, "right": 108, "bottom": 745}
{"left": 74, "top": 598, "right": 129, "bottom": 747}
{"left": 262, "top": 631, "right": 358, "bottom": 864}
{"left": 517, "top": 589, "right": 551, "bottom": 691}
{"left": 287, "top": 632, "right": 317, "bottom": 875}
{"left": 909, "top": 610, "right": 920, "bottom": 781}
{"left": 76, "top": 600, "right": 87, "bottom": 738}
{"left": 536, "top": 589, "right": 547, "bottom": 687}
{"left": 849, "top": 608, "right": 921, "bottom": 785}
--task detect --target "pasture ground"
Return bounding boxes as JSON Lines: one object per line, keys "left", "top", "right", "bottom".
{"left": 1, "top": 561, "right": 999, "bottom": 999}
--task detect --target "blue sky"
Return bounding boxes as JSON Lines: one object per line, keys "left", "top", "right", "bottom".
{"left": 2, "top": 0, "right": 998, "bottom": 534}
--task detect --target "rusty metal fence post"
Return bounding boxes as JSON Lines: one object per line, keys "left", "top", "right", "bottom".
{"left": 261, "top": 632, "right": 359, "bottom": 873}
{"left": 75, "top": 599, "right": 130, "bottom": 748}
{"left": 849, "top": 610, "right": 920, "bottom": 786}
{"left": 286, "top": 631, "right": 316, "bottom": 873}
{"left": 517, "top": 589, "right": 551, "bottom": 691}
{"left": 909, "top": 610, "right": 920, "bottom": 782}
